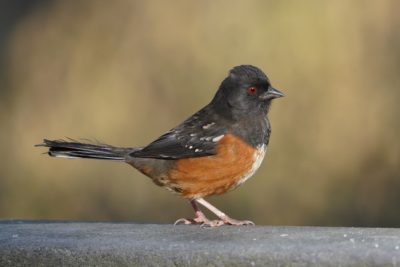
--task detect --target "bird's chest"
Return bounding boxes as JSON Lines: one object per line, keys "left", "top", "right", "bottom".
{"left": 235, "top": 144, "right": 266, "bottom": 187}
{"left": 168, "top": 134, "right": 267, "bottom": 198}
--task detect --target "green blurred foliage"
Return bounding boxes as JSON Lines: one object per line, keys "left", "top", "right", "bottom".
{"left": 0, "top": 0, "right": 399, "bottom": 226}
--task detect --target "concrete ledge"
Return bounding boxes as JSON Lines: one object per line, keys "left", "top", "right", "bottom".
{"left": 1, "top": 221, "right": 400, "bottom": 266}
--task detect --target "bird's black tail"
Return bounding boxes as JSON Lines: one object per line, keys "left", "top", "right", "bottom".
{"left": 37, "top": 139, "right": 133, "bottom": 161}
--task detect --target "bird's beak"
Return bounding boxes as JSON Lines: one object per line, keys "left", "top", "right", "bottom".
{"left": 260, "top": 87, "right": 285, "bottom": 100}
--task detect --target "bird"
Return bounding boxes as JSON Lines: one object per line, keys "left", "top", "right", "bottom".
{"left": 37, "top": 65, "right": 284, "bottom": 227}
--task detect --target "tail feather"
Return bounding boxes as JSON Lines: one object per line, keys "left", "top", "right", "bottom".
{"left": 37, "top": 139, "right": 133, "bottom": 161}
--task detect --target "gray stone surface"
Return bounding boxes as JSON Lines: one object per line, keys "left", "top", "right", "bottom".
{"left": 1, "top": 221, "right": 400, "bottom": 266}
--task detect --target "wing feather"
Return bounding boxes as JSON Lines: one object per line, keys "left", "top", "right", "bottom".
{"left": 130, "top": 107, "right": 226, "bottom": 159}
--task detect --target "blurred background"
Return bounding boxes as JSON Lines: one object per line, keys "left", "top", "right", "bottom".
{"left": 1, "top": 0, "right": 399, "bottom": 227}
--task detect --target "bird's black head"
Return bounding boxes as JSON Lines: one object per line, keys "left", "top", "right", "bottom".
{"left": 211, "top": 65, "right": 284, "bottom": 118}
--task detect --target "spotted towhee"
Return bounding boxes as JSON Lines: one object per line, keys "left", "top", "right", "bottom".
{"left": 37, "top": 65, "right": 284, "bottom": 227}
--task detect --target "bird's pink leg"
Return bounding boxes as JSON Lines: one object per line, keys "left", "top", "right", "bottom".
{"left": 174, "top": 199, "right": 223, "bottom": 226}
{"left": 196, "top": 198, "right": 255, "bottom": 226}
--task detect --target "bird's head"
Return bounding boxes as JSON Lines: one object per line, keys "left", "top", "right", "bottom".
{"left": 212, "top": 65, "right": 284, "bottom": 118}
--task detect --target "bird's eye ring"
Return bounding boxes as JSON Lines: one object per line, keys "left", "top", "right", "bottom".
{"left": 247, "top": 86, "right": 257, "bottom": 94}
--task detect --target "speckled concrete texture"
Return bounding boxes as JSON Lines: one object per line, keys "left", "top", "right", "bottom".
{"left": 1, "top": 221, "right": 400, "bottom": 266}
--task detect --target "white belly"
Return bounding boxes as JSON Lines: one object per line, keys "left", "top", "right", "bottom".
{"left": 236, "top": 144, "right": 267, "bottom": 187}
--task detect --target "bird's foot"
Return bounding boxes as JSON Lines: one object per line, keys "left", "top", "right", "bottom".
{"left": 174, "top": 217, "right": 225, "bottom": 227}
{"left": 219, "top": 216, "right": 255, "bottom": 226}
{"left": 174, "top": 218, "right": 201, "bottom": 225}
{"left": 174, "top": 210, "right": 222, "bottom": 226}
{"left": 174, "top": 216, "right": 254, "bottom": 227}
{"left": 175, "top": 199, "right": 255, "bottom": 227}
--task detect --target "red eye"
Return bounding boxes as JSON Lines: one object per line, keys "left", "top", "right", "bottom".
{"left": 247, "top": 86, "right": 257, "bottom": 94}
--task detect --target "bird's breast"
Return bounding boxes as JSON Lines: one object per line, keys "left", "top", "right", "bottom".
{"left": 167, "top": 133, "right": 267, "bottom": 198}
{"left": 235, "top": 144, "right": 266, "bottom": 187}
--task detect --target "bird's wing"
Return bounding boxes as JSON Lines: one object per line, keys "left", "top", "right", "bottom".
{"left": 130, "top": 108, "right": 227, "bottom": 160}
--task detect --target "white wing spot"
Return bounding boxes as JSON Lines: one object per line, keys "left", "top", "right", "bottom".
{"left": 53, "top": 154, "right": 76, "bottom": 159}
{"left": 189, "top": 145, "right": 193, "bottom": 149}
{"left": 195, "top": 149, "right": 202, "bottom": 152}
{"left": 212, "top": 135, "right": 225, "bottom": 142}
{"left": 202, "top": 122, "right": 215, "bottom": 129}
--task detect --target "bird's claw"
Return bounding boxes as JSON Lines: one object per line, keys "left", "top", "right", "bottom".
{"left": 174, "top": 217, "right": 255, "bottom": 227}
{"left": 221, "top": 218, "right": 255, "bottom": 226}
{"left": 174, "top": 217, "right": 222, "bottom": 227}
